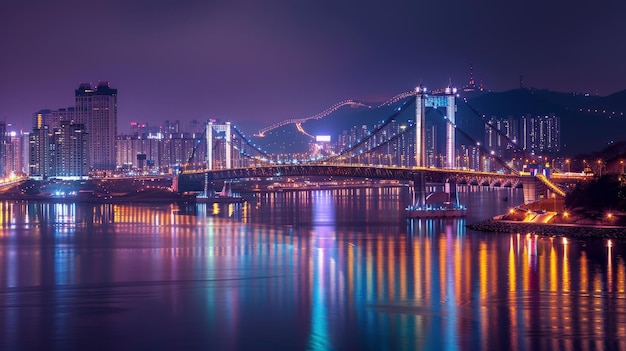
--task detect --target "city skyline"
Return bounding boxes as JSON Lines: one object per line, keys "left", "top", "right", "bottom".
{"left": 1, "top": 0, "right": 625, "bottom": 133}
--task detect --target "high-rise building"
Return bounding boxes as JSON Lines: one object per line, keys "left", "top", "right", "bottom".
{"left": 6, "top": 131, "right": 24, "bottom": 176}
{"left": 520, "top": 114, "right": 560, "bottom": 154}
{"left": 76, "top": 82, "right": 117, "bottom": 170}
{"left": 28, "top": 121, "right": 88, "bottom": 179}
{"left": 116, "top": 132, "right": 206, "bottom": 173}
{"left": 33, "top": 108, "right": 75, "bottom": 130}
{"left": 485, "top": 116, "right": 519, "bottom": 158}
{"left": 0, "top": 122, "right": 6, "bottom": 178}
{"left": 21, "top": 132, "right": 30, "bottom": 176}
{"left": 117, "top": 135, "right": 164, "bottom": 171}
{"left": 53, "top": 121, "right": 89, "bottom": 178}
{"left": 29, "top": 126, "right": 53, "bottom": 179}
{"left": 484, "top": 114, "right": 559, "bottom": 159}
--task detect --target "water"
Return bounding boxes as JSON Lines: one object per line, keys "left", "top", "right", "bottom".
{"left": 0, "top": 186, "right": 624, "bottom": 350}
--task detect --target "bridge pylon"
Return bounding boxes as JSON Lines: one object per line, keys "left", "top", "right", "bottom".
{"left": 444, "top": 88, "right": 456, "bottom": 169}
{"left": 415, "top": 86, "right": 457, "bottom": 169}
{"left": 415, "top": 87, "right": 426, "bottom": 167}
{"left": 206, "top": 121, "right": 232, "bottom": 170}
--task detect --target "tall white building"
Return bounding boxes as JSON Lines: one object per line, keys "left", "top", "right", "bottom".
{"left": 75, "top": 82, "right": 117, "bottom": 170}
{"left": 485, "top": 114, "right": 559, "bottom": 157}
{"left": 485, "top": 116, "right": 519, "bottom": 157}
{"left": 520, "top": 113, "right": 560, "bottom": 154}
{"left": 28, "top": 121, "right": 88, "bottom": 179}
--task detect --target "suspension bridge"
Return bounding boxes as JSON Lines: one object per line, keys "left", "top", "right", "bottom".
{"left": 175, "top": 86, "right": 570, "bottom": 208}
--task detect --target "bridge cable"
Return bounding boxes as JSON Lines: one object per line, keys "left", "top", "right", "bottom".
{"left": 432, "top": 108, "right": 520, "bottom": 175}
{"left": 231, "top": 125, "right": 272, "bottom": 158}
{"left": 321, "top": 96, "right": 417, "bottom": 163}
{"left": 462, "top": 98, "right": 539, "bottom": 164}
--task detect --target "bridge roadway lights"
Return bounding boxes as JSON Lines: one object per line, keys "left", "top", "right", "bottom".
{"left": 178, "top": 166, "right": 526, "bottom": 205}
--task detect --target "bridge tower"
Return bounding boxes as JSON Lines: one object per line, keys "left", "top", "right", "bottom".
{"left": 414, "top": 86, "right": 457, "bottom": 168}
{"left": 444, "top": 87, "right": 457, "bottom": 169}
{"left": 415, "top": 87, "right": 427, "bottom": 167}
{"left": 206, "top": 121, "right": 232, "bottom": 170}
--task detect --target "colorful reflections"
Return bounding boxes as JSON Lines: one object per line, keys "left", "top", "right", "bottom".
{"left": 0, "top": 187, "right": 625, "bottom": 350}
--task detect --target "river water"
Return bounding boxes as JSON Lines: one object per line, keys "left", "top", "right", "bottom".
{"left": 0, "top": 186, "right": 624, "bottom": 350}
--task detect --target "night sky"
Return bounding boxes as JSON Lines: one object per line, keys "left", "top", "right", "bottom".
{"left": 1, "top": 0, "right": 624, "bottom": 133}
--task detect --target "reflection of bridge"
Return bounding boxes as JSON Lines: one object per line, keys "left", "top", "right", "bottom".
{"left": 178, "top": 86, "right": 570, "bottom": 206}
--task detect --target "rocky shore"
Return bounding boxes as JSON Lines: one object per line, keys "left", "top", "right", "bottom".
{"left": 467, "top": 219, "right": 626, "bottom": 239}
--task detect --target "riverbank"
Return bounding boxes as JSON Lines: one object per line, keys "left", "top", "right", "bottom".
{"left": 468, "top": 219, "right": 626, "bottom": 239}
{"left": 0, "top": 178, "right": 198, "bottom": 204}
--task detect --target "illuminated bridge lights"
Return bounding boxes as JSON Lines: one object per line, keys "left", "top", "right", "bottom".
{"left": 193, "top": 88, "right": 566, "bottom": 201}
{"left": 255, "top": 100, "right": 371, "bottom": 137}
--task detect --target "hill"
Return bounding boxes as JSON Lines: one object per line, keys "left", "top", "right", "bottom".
{"left": 241, "top": 88, "right": 626, "bottom": 156}
{"left": 464, "top": 88, "right": 626, "bottom": 154}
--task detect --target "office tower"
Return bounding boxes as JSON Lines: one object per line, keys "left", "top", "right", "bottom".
{"left": 76, "top": 81, "right": 117, "bottom": 170}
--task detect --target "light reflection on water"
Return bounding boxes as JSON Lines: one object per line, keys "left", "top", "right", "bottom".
{"left": 0, "top": 186, "right": 624, "bottom": 350}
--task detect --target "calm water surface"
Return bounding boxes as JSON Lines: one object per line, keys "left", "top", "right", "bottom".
{"left": 0, "top": 186, "right": 624, "bottom": 350}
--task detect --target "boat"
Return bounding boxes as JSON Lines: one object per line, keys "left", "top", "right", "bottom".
{"left": 405, "top": 203, "right": 467, "bottom": 218}
{"left": 195, "top": 195, "right": 245, "bottom": 204}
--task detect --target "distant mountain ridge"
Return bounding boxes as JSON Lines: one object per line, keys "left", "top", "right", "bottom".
{"left": 243, "top": 88, "right": 626, "bottom": 156}
{"left": 462, "top": 88, "right": 626, "bottom": 155}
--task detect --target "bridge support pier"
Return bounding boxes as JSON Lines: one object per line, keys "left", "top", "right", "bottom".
{"left": 412, "top": 173, "right": 426, "bottom": 207}
{"left": 521, "top": 176, "right": 547, "bottom": 204}
{"left": 203, "top": 183, "right": 217, "bottom": 198}
{"left": 202, "top": 173, "right": 217, "bottom": 198}
{"left": 445, "top": 180, "right": 458, "bottom": 207}
{"left": 220, "top": 181, "right": 233, "bottom": 197}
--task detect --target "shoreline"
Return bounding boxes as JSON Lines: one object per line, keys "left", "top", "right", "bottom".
{"left": 0, "top": 194, "right": 196, "bottom": 204}
{"left": 467, "top": 219, "right": 626, "bottom": 239}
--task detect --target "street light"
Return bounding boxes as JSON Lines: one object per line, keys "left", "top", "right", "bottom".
{"left": 621, "top": 160, "right": 624, "bottom": 174}
{"left": 597, "top": 159, "right": 603, "bottom": 177}
{"left": 566, "top": 158, "right": 571, "bottom": 173}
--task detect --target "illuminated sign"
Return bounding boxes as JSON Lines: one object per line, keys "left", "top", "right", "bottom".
{"left": 316, "top": 135, "right": 331, "bottom": 142}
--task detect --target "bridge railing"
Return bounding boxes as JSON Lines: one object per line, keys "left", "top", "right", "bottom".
{"left": 535, "top": 173, "right": 566, "bottom": 197}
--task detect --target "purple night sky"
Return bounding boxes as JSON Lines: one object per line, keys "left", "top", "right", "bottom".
{"left": 1, "top": 0, "right": 624, "bottom": 133}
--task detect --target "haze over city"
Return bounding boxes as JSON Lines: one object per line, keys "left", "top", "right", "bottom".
{"left": 1, "top": 0, "right": 625, "bottom": 133}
